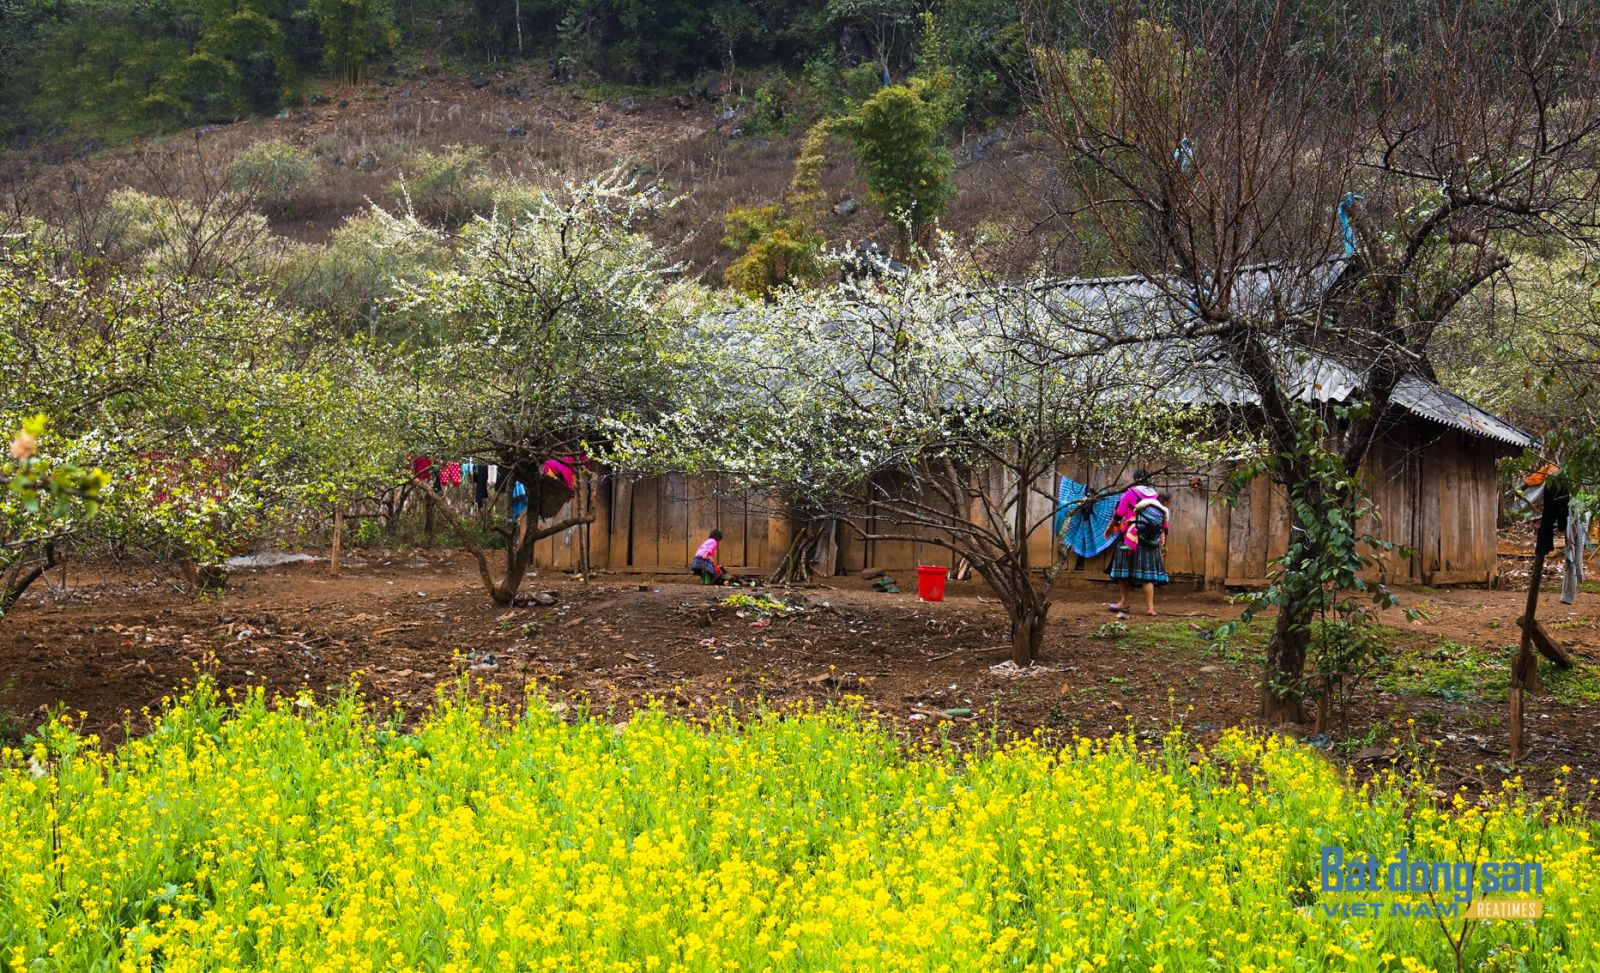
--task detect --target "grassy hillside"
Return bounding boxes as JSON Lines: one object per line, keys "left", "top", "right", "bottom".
{"left": 2, "top": 67, "right": 1067, "bottom": 285}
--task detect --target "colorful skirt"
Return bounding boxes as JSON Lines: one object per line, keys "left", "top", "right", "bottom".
{"left": 1109, "top": 544, "right": 1168, "bottom": 585}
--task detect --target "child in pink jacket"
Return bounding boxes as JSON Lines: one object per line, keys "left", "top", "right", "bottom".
{"left": 691, "top": 529, "right": 725, "bottom": 585}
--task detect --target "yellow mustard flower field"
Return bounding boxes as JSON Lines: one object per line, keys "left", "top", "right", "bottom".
{"left": 1, "top": 683, "right": 1596, "bottom": 972}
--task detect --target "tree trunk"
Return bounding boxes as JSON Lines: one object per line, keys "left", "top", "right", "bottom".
{"left": 1009, "top": 601, "right": 1049, "bottom": 667}
{"left": 0, "top": 545, "right": 58, "bottom": 616}
{"left": 1314, "top": 675, "right": 1332, "bottom": 735}
{"left": 491, "top": 522, "right": 539, "bottom": 606}
{"left": 1261, "top": 605, "right": 1311, "bottom": 723}
{"left": 770, "top": 518, "right": 824, "bottom": 584}
{"left": 424, "top": 484, "right": 590, "bottom": 607}
{"left": 330, "top": 510, "right": 342, "bottom": 576}
{"left": 1511, "top": 487, "right": 1556, "bottom": 762}
{"left": 181, "top": 561, "right": 229, "bottom": 592}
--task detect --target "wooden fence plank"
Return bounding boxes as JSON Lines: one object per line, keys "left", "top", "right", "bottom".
{"left": 1177, "top": 482, "right": 1207, "bottom": 577}
{"left": 659, "top": 473, "right": 691, "bottom": 572}
{"left": 585, "top": 473, "right": 610, "bottom": 571}
{"left": 609, "top": 477, "right": 634, "bottom": 567}
{"left": 686, "top": 477, "right": 717, "bottom": 571}
{"left": 1203, "top": 475, "right": 1231, "bottom": 588}
{"left": 746, "top": 495, "right": 771, "bottom": 572}
{"left": 630, "top": 478, "right": 660, "bottom": 569}
{"left": 718, "top": 492, "right": 748, "bottom": 567}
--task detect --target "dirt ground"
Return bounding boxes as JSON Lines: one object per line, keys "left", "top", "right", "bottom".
{"left": 3, "top": 551, "right": 1598, "bottom": 806}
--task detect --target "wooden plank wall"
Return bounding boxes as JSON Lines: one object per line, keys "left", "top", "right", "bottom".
{"left": 532, "top": 427, "right": 1503, "bottom": 586}
{"left": 550, "top": 474, "right": 780, "bottom": 574}
{"left": 1415, "top": 431, "right": 1500, "bottom": 584}
{"left": 1224, "top": 474, "right": 1286, "bottom": 585}
{"left": 1363, "top": 430, "right": 1419, "bottom": 584}
{"left": 529, "top": 471, "right": 598, "bottom": 572}
{"left": 1152, "top": 470, "right": 1210, "bottom": 579}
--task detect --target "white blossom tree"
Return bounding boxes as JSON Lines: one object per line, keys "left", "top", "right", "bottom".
{"left": 0, "top": 246, "right": 410, "bottom": 601}
{"left": 398, "top": 174, "right": 702, "bottom": 606}
{"left": 617, "top": 257, "right": 1221, "bottom": 666}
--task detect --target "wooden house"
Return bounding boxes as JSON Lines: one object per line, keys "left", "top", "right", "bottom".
{"left": 532, "top": 417, "right": 1520, "bottom": 588}
{"left": 531, "top": 270, "right": 1532, "bottom": 588}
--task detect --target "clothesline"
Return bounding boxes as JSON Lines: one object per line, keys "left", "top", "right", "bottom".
{"left": 408, "top": 456, "right": 592, "bottom": 519}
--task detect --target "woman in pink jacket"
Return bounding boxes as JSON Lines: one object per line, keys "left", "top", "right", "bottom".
{"left": 1106, "top": 469, "right": 1169, "bottom": 618}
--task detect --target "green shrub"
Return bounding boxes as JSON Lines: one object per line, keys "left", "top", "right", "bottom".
{"left": 156, "top": 50, "right": 243, "bottom": 122}
{"left": 98, "top": 189, "right": 275, "bottom": 277}
{"left": 803, "top": 57, "right": 886, "bottom": 116}
{"left": 742, "top": 80, "right": 789, "bottom": 135}
{"left": 832, "top": 77, "right": 956, "bottom": 249}
{"left": 389, "top": 145, "right": 493, "bottom": 226}
{"left": 225, "top": 142, "right": 320, "bottom": 216}
{"left": 275, "top": 207, "right": 450, "bottom": 339}
{"left": 721, "top": 204, "right": 825, "bottom": 299}
{"left": 349, "top": 517, "right": 383, "bottom": 546}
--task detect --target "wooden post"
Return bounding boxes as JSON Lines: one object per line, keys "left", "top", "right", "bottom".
{"left": 1516, "top": 614, "right": 1573, "bottom": 669}
{"left": 331, "top": 510, "right": 343, "bottom": 575}
{"left": 765, "top": 498, "right": 792, "bottom": 580}
{"left": 1510, "top": 488, "right": 1557, "bottom": 762}
{"left": 579, "top": 475, "right": 591, "bottom": 579}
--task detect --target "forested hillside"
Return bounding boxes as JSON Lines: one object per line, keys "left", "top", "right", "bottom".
{"left": 0, "top": 0, "right": 1023, "bottom": 138}
{"left": 2, "top": 0, "right": 1068, "bottom": 294}
{"left": 4, "top": 0, "right": 1597, "bottom": 446}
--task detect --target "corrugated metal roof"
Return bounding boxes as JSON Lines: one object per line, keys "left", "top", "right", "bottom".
{"left": 1391, "top": 376, "right": 1533, "bottom": 448}
{"left": 1027, "top": 264, "right": 1534, "bottom": 449}
{"left": 698, "top": 261, "right": 1535, "bottom": 450}
{"left": 1156, "top": 354, "right": 1533, "bottom": 448}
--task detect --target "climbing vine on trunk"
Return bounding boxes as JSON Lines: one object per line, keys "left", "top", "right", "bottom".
{"left": 1217, "top": 405, "right": 1413, "bottom": 726}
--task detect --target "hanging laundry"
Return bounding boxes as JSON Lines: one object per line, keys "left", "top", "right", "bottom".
{"left": 1055, "top": 477, "right": 1119, "bottom": 560}
{"left": 487, "top": 465, "right": 499, "bottom": 486}
{"left": 1536, "top": 485, "right": 1569, "bottom": 558}
{"left": 541, "top": 454, "right": 594, "bottom": 491}
{"left": 440, "top": 461, "right": 462, "bottom": 488}
{"left": 412, "top": 457, "right": 433, "bottom": 482}
{"left": 1562, "top": 501, "right": 1590, "bottom": 605}
{"left": 1338, "top": 192, "right": 1364, "bottom": 256}
{"left": 1523, "top": 462, "right": 1559, "bottom": 505}
{"left": 536, "top": 455, "right": 595, "bottom": 519}
{"left": 473, "top": 462, "right": 490, "bottom": 508}
{"left": 510, "top": 481, "right": 528, "bottom": 521}
{"left": 542, "top": 457, "right": 578, "bottom": 490}
{"left": 1173, "top": 136, "right": 1193, "bottom": 173}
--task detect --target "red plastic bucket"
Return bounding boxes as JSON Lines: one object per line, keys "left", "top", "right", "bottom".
{"left": 917, "top": 565, "right": 948, "bottom": 602}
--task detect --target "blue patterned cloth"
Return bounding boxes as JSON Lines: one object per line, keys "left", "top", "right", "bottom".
{"left": 1055, "top": 477, "right": 1119, "bottom": 559}
{"left": 510, "top": 481, "right": 527, "bottom": 521}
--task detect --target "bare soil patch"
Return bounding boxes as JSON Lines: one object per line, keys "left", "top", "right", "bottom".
{"left": 3, "top": 551, "right": 1597, "bottom": 805}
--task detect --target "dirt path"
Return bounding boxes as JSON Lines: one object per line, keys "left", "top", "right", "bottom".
{"left": 3, "top": 552, "right": 1597, "bottom": 804}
